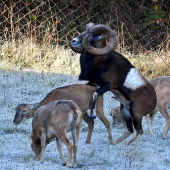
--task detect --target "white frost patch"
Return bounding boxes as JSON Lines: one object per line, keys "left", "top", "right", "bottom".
{"left": 123, "top": 68, "right": 145, "bottom": 90}
{"left": 1, "top": 71, "right": 170, "bottom": 170}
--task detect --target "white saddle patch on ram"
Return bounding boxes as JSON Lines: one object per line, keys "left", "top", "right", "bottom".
{"left": 124, "top": 68, "right": 145, "bottom": 90}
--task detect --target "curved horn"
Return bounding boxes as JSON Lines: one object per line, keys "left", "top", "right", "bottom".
{"left": 82, "top": 24, "right": 118, "bottom": 55}
{"left": 66, "top": 37, "right": 82, "bottom": 53}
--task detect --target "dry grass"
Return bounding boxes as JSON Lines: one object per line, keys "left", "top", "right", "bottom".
{"left": 0, "top": 38, "right": 80, "bottom": 75}
{"left": 117, "top": 50, "right": 170, "bottom": 79}
{"left": 0, "top": 38, "right": 170, "bottom": 78}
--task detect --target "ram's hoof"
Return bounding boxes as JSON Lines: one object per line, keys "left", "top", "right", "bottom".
{"left": 90, "top": 115, "right": 96, "bottom": 120}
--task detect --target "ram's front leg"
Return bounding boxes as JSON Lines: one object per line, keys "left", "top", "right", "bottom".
{"left": 90, "top": 84, "right": 110, "bottom": 120}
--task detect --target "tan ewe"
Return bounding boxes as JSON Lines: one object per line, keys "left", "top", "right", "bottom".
{"left": 30, "top": 100, "right": 83, "bottom": 168}
{"left": 14, "top": 84, "right": 114, "bottom": 144}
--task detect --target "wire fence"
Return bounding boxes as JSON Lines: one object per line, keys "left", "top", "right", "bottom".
{"left": 1, "top": 0, "right": 115, "bottom": 45}
{"left": 0, "top": 0, "right": 170, "bottom": 77}
{"left": 1, "top": 0, "right": 170, "bottom": 48}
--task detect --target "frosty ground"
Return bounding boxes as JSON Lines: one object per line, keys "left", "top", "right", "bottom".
{"left": 0, "top": 69, "right": 170, "bottom": 170}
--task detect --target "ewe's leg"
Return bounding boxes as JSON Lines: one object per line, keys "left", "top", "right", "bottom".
{"left": 145, "top": 114, "right": 153, "bottom": 135}
{"left": 90, "top": 84, "right": 111, "bottom": 120}
{"left": 72, "top": 130, "right": 78, "bottom": 168}
{"left": 59, "top": 133, "right": 73, "bottom": 167}
{"left": 145, "top": 109, "right": 157, "bottom": 135}
{"left": 40, "top": 131, "right": 46, "bottom": 163}
{"left": 157, "top": 103, "right": 170, "bottom": 138}
{"left": 71, "top": 122, "right": 82, "bottom": 168}
{"left": 96, "top": 95, "right": 114, "bottom": 144}
{"left": 83, "top": 112, "right": 94, "bottom": 143}
{"left": 96, "top": 110, "right": 114, "bottom": 144}
{"left": 116, "top": 105, "right": 133, "bottom": 144}
{"left": 56, "top": 137, "right": 66, "bottom": 166}
{"left": 156, "top": 85, "right": 170, "bottom": 138}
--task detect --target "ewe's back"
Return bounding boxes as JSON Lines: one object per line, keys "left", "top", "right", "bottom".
{"left": 33, "top": 100, "right": 82, "bottom": 130}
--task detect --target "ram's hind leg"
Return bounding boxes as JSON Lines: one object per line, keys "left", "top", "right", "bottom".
{"left": 128, "top": 119, "right": 143, "bottom": 144}
{"left": 116, "top": 105, "right": 133, "bottom": 144}
{"left": 128, "top": 110, "right": 143, "bottom": 144}
{"left": 116, "top": 127, "right": 132, "bottom": 144}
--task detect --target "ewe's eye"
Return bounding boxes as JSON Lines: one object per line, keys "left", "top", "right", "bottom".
{"left": 22, "top": 110, "right": 27, "bottom": 115}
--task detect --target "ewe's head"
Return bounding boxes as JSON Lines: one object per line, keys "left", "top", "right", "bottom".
{"left": 30, "top": 132, "right": 50, "bottom": 157}
{"left": 30, "top": 134, "right": 41, "bottom": 157}
{"left": 110, "top": 106, "right": 123, "bottom": 125}
{"left": 68, "top": 22, "right": 118, "bottom": 55}
{"left": 13, "top": 103, "right": 39, "bottom": 125}
{"left": 13, "top": 104, "right": 31, "bottom": 125}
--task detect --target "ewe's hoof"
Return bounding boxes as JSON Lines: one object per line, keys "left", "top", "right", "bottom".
{"left": 62, "top": 162, "right": 66, "bottom": 166}
{"left": 110, "top": 141, "right": 116, "bottom": 145}
{"left": 90, "top": 115, "right": 96, "bottom": 120}
{"left": 85, "top": 140, "right": 90, "bottom": 144}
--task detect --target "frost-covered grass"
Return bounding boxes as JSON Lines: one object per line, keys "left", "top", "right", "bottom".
{"left": 1, "top": 69, "right": 170, "bottom": 170}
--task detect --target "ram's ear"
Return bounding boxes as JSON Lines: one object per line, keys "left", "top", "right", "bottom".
{"left": 29, "top": 103, "right": 39, "bottom": 110}
{"left": 86, "top": 22, "right": 95, "bottom": 31}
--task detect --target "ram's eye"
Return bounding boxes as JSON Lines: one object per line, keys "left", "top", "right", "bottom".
{"left": 89, "top": 35, "right": 94, "bottom": 39}
{"left": 88, "top": 32, "right": 95, "bottom": 38}
{"left": 95, "top": 34, "right": 105, "bottom": 40}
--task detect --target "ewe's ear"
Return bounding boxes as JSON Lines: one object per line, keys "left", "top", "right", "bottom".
{"left": 29, "top": 103, "right": 39, "bottom": 110}
{"left": 146, "top": 77, "right": 150, "bottom": 81}
{"left": 27, "top": 135, "right": 32, "bottom": 140}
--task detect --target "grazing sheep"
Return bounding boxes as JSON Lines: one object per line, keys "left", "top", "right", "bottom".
{"left": 14, "top": 84, "right": 114, "bottom": 144}
{"left": 68, "top": 23, "right": 157, "bottom": 144}
{"left": 30, "top": 100, "right": 83, "bottom": 168}
{"left": 110, "top": 76, "right": 170, "bottom": 139}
